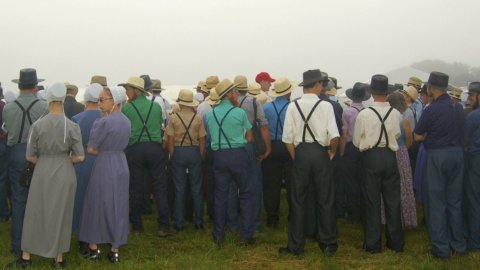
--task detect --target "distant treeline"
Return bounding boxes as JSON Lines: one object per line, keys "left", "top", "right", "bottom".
{"left": 412, "top": 60, "right": 480, "bottom": 87}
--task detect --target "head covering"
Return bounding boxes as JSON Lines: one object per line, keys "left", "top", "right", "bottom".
{"left": 425, "top": 71, "right": 449, "bottom": 90}
{"left": 140, "top": 75, "right": 153, "bottom": 91}
{"left": 234, "top": 75, "right": 248, "bottom": 91}
{"left": 205, "top": 75, "right": 220, "bottom": 90}
{"left": 194, "top": 92, "right": 204, "bottom": 103}
{"left": 346, "top": 82, "right": 371, "bottom": 101}
{"left": 4, "top": 90, "right": 19, "bottom": 103}
{"left": 205, "top": 87, "right": 220, "bottom": 105}
{"left": 216, "top": 79, "right": 237, "bottom": 99}
{"left": 90, "top": 75, "right": 108, "bottom": 87}
{"left": 12, "top": 68, "right": 44, "bottom": 85}
{"left": 269, "top": 77, "right": 296, "bottom": 97}
{"left": 177, "top": 89, "right": 199, "bottom": 107}
{"left": 368, "top": 75, "right": 389, "bottom": 95}
{"left": 449, "top": 86, "right": 463, "bottom": 101}
{"left": 406, "top": 76, "right": 422, "bottom": 89}
{"left": 402, "top": 85, "right": 418, "bottom": 101}
{"left": 255, "top": 72, "right": 275, "bottom": 83}
{"left": 84, "top": 83, "right": 103, "bottom": 103}
{"left": 118, "top": 76, "right": 146, "bottom": 93}
{"left": 109, "top": 86, "right": 127, "bottom": 105}
{"left": 151, "top": 79, "right": 165, "bottom": 92}
{"left": 46, "top": 82, "right": 67, "bottom": 103}
{"left": 299, "top": 69, "right": 328, "bottom": 87}
{"left": 468, "top": 82, "right": 480, "bottom": 94}
{"left": 36, "top": 89, "right": 47, "bottom": 101}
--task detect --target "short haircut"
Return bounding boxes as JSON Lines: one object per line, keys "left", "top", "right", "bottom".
{"left": 19, "top": 84, "right": 37, "bottom": 90}
{"left": 387, "top": 91, "right": 407, "bottom": 113}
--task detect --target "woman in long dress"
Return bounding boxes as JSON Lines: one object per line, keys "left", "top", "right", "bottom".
{"left": 9, "top": 83, "right": 84, "bottom": 268}
{"left": 78, "top": 86, "right": 130, "bottom": 263}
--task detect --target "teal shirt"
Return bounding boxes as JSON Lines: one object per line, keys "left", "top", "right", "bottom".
{"left": 206, "top": 99, "right": 252, "bottom": 151}
{"left": 122, "top": 95, "right": 163, "bottom": 145}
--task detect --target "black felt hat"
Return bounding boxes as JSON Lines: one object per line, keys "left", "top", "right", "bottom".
{"left": 368, "top": 74, "right": 389, "bottom": 95}
{"left": 425, "top": 71, "right": 449, "bottom": 90}
{"left": 299, "top": 69, "right": 329, "bottom": 87}
{"left": 346, "top": 82, "right": 371, "bottom": 101}
{"left": 12, "top": 68, "right": 44, "bottom": 85}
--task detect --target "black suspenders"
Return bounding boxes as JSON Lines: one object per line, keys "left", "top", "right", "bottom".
{"left": 176, "top": 112, "right": 197, "bottom": 146}
{"left": 352, "top": 106, "right": 364, "bottom": 113}
{"left": 212, "top": 107, "right": 236, "bottom": 150}
{"left": 368, "top": 107, "right": 394, "bottom": 148}
{"left": 271, "top": 102, "right": 289, "bottom": 141}
{"left": 294, "top": 100, "right": 322, "bottom": 143}
{"left": 239, "top": 96, "right": 247, "bottom": 108}
{"left": 14, "top": 99, "right": 40, "bottom": 144}
{"left": 130, "top": 97, "right": 155, "bottom": 143}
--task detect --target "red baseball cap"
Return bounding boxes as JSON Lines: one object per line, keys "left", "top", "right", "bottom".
{"left": 255, "top": 72, "right": 275, "bottom": 83}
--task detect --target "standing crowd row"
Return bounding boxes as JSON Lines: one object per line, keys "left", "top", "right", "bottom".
{"left": 0, "top": 67, "right": 479, "bottom": 268}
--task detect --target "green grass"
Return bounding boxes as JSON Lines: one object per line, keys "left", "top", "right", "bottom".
{"left": 1, "top": 192, "right": 480, "bottom": 269}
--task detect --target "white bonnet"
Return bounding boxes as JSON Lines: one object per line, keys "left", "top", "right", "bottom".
{"left": 4, "top": 90, "right": 19, "bottom": 103}
{"left": 109, "top": 86, "right": 127, "bottom": 105}
{"left": 36, "top": 89, "right": 47, "bottom": 101}
{"left": 46, "top": 82, "right": 66, "bottom": 103}
{"left": 84, "top": 83, "right": 103, "bottom": 103}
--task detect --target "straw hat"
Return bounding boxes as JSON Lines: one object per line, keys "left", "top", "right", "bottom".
{"left": 269, "top": 77, "right": 296, "bottom": 97}
{"left": 205, "top": 87, "right": 220, "bottom": 105}
{"left": 205, "top": 75, "right": 220, "bottom": 90}
{"left": 234, "top": 75, "right": 248, "bottom": 91}
{"left": 176, "top": 89, "right": 199, "bottom": 107}
{"left": 118, "top": 76, "right": 146, "bottom": 93}
{"left": 91, "top": 75, "right": 108, "bottom": 87}
{"left": 247, "top": 82, "right": 262, "bottom": 95}
{"left": 151, "top": 79, "right": 165, "bottom": 92}
{"left": 401, "top": 85, "right": 418, "bottom": 101}
{"left": 216, "top": 79, "right": 237, "bottom": 99}
{"left": 406, "top": 76, "right": 422, "bottom": 89}
{"left": 65, "top": 83, "right": 79, "bottom": 94}
{"left": 194, "top": 80, "right": 208, "bottom": 93}
{"left": 449, "top": 86, "right": 463, "bottom": 101}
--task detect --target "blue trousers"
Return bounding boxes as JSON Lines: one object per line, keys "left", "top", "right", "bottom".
{"left": 171, "top": 146, "right": 203, "bottom": 227}
{"left": 7, "top": 143, "right": 29, "bottom": 256}
{"left": 213, "top": 148, "right": 255, "bottom": 241}
{"left": 424, "top": 147, "right": 466, "bottom": 257}
{"left": 464, "top": 153, "right": 480, "bottom": 250}
{"left": 0, "top": 140, "right": 10, "bottom": 219}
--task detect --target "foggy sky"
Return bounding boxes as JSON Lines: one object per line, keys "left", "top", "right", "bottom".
{"left": 1, "top": 0, "right": 479, "bottom": 93}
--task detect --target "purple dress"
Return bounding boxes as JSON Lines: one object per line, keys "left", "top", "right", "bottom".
{"left": 78, "top": 112, "right": 131, "bottom": 248}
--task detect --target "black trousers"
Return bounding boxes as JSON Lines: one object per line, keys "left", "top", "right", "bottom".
{"left": 261, "top": 140, "right": 292, "bottom": 225}
{"left": 360, "top": 147, "right": 404, "bottom": 252}
{"left": 287, "top": 143, "right": 337, "bottom": 254}
{"left": 342, "top": 142, "right": 362, "bottom": 222}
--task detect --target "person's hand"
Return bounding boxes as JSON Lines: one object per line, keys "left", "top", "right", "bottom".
{"left": 328, "top": 149, "right": 336, "bottom": 161}
{"left": 256, "top": 149, "right": 271, "bottom": 161}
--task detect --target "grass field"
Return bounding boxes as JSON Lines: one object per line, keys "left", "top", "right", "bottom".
{"left": 1, "top": 192, "right": 480, "bottom": 269}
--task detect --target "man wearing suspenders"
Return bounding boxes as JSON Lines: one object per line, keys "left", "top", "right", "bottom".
{"left": 2, "top": 68, "right": 48, "bottom": 256}
{"left": 414, "top": 72, "right": 466, "bottom": 258}
{"left": 205, "top": 79, "right": 254, "bottom": 247}
{"left": 353, "top": 74, "right": 404, "bottom": 253}
{"left": 262, "top": 77, "right": 294, "bottom": 228}
{"left": 339, "top": 82, "right": 370, "bottom": 223}
{"left": 121, "top": 76, "right": 174, "bottom": 237}
{"left": 279, "top": 69, "right": 339, "bottom": 256}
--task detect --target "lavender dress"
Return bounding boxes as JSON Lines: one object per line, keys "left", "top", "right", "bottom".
{"left": 78, "top": 112, "right": 131, "bottom": 248}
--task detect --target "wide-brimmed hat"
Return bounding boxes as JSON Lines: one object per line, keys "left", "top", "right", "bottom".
{"left": 324, "top": 78, "right": 337, "bottom": 95}
{"left": 247, "top": 82, "right": 262, "bottom": 95}
{"left": 205, "top": 87, "right": 220, "bottom": 105}
{"left": 425, "top": 71, "right": 449, "bottom": 90}
{"left": 255, "top": 72, "right": 275, "bottom": 83}
{"left": 118, "top": 76, "right": 146, "bottom": 93}
{"left": 468, "top": 82, "right": 480, "bottom": 94}
{"left": 12, "top": 68, "right": 44, "bottom": 85}
{"left": 449, "top": 86, "right": 463, "bottom": 101}
{"left": 176, "top": 89, "right": 199, "bottom": 107}
{"left": 299, "top": 69, "right": 329, "bottom": 87}
{"left": 405, "top": 76, "right": 422, "bottom": 89}
{"left": 234, "top": 75, "right": 248, "bottom": 91}
{"left": 269, "top": 77, "right": 296, "bottom": 97}
{"left": 90, "top": 75, "right": 107, "bottom": 87}
{"left": 330, "top": 77, "right": 342, "bottom": 90}
{"left": 140, "top": 75, "right": 153, "bottom": 91}
{"left": 401, "top": 85, "right": 418, "bottom": 101}
{"left": 151, "top": 79, "right": 165, "bottom": 92}
{"left": 194, "top": 80, "right": 208, "bottom": 93}
{"left": 205, "top": 75, "right": 220, "bottom": 90}
{"left": 368, "top": 74, "right": 389, "bottom": 95}
{"left": 346, "top": 82, "right": 371, "bottom": 101}
{"left": 65, "top": 83, "right": 78, "bottom": 93}
{"left": 216, "top": 79, "right": 237, "bottom": 99}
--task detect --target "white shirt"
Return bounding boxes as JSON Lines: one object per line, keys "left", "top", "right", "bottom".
{"left": 148, "top": 94, "right": 171, "bottom": 123}
{"left": 353, "top": 101, "right": 402, "bottom": 152}
{"left": 197, "top": 101, "right": 212, "bottom": 118}
{"left": 282, "top": 93, "right": 339, "bottom": 147}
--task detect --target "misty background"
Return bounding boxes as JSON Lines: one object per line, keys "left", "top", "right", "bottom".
{"left": 1, "top": 0, "right": 479, "bottom": 101}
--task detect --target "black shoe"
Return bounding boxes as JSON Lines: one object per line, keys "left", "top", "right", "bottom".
{"left": 85, "top": 247, "right": 101, "bottom": 261}
{"left": 107, "top": 251, "right": 120, "bottom": 263}
{"left": 239, "top": 238, "right": 255, "bottom": 246}
{"left": 79, "top": 241, "right": 89, "bottom": 257}
{"left": 158, "top": 227, "right": 176, "bottom": 237}
{"left": 52, "top": 259, "right": 66, "bottom": 269}
{"left": 5, "top": 257, "right": 32, "bottom": 269}
{"left": 194, "top": 224, "right": 204, "bottom": 230}
{"left": 278, "top": 247, "right": 302, "bottom": 256}
{"left": 322, "top": 246, "right": 337, "bottom": 257}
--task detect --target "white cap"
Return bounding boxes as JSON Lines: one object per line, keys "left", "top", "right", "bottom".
{"left": 46, "top": 82, "right": 66, "bottom": 103}
{"left": 194, "top": 92, "right": 204, "bottom": 103}
{"left": 109, "top": 86, "right": 127, "bottom": 105}
{"left": 84, "top": 83, "right": 103, "bottom": 103}
{"left": 4, "top": 90, "right": 19, "bottom": 103}
{"left": 36, "top": 89, "right": 47, "bottom": 101}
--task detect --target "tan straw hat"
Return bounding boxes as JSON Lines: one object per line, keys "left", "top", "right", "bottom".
{"left": 118, "top": 76, "right": 146, "bottom": 93}
{"left": 234, "top": 75, "right": 248, "bottom": 91}
{"left": 216, "top": 79, "right": 237, "bottom": 99}
{"left": 176, "top": 89, "right": 199, "bottom": 107}
{"left": 205, "top": 87, "right": 220, "bottom": 105}
{"left": 269, "top": 77, "right": 296, "bottom": 97}
{"left": 151, "top": 79, "right": 165, "bottom": 91}
{"left": 205, "top": 75, "right": 220, "bottom": 90}
{"left": 406, "top": 76, "right": 422, "bottom": 89}
{"left": 401, "top": 85, "right": 418, "bottom": 101}
{"left": 247, "top": 82, "right": 262, "bottom": 95}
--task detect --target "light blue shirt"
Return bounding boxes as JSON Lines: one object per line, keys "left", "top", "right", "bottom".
{"left": 263, "top": 96, "right": 289, "bottom": 141}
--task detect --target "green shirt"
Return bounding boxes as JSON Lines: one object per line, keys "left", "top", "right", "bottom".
{"left": 206, "top": 99, "right": 252, "bottom": 151}
{"left": 122, "top": 95, "right": 163, "bottom": 145}
{"left": 2, "top": 93, "right": 48, "bottom": 146}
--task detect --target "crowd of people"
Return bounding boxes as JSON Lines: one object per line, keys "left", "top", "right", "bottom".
{"left": 0, "top": 67, "right": 479, "bottom": 268}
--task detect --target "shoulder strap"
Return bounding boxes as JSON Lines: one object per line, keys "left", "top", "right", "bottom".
{"left": 131, "top": 98, "right": 155, "bottom": 143}
{"left": 177, "top": 112, "right": 197, "bottom": 146}
{"left": 272, "top": 101, "right": 289, "bottom": 140}
{"left": 294, "top": 100, "right": 322, "bottom": 143}
{"left": 368, "top": 107, "right": 394, "bottom": 148}
{"left": 14, "top": 99, "right": 40, "bottom": 144}
{"left": 239, "top": 96, "right": 247, "bottom": 108}
{"left": 352, "top": 106, "right": 364, "bottom": 113}
{"left": 212, "top": 107, "right": 235, "bottom": 149}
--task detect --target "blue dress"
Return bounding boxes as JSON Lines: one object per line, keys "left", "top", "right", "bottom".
{"left": 72, "top": 110, "right": 102, "bottom": 234}
{"left": 78, "top": 112, "right": 131, "bottom": 248}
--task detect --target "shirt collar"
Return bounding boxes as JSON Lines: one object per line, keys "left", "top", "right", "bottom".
{"left": 372, "top": 101, "right": 390, "bottom": 107}
{"left": 18, "top": 93, "right": 36, "bottom": 98}
{"left": 351, "top": 102, "right": 363, "bottom": 108}
{"left": 301, "top": 93, "right": 320, "bottom": 100}
{"left": 218, "top": 99, "right": 234, "bottom": 107}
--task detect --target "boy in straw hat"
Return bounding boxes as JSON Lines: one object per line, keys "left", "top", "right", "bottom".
{"left": 246, "top": 83, "right": 268, "bottom": 105}
{"left": 205, "top": 79, "right": 256, "bottom": 246}
{"left": 166, "top": 89, "right": 206, "bottom": 231}
{"left": 120, "top": 76, "right": 175, "bottom": 237}
{"left": 262, "top": 77, "right": 295, "bottom": 228}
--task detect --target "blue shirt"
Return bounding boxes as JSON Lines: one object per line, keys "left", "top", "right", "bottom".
{"left": 263, "top": 96, "right": 289, "bottom": 141}
{"left": 72, "top": 110, "right": 102, "bottom": 148}
{"left": 465, "top": 107, "right": 480, "bottom": 154}
{"left": 414, "top": 94, "right": 465, "bottom": 149}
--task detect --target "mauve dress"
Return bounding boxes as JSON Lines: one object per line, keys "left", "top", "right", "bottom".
{"left": 78, "top": 112, "right": 131, "bottom": 248}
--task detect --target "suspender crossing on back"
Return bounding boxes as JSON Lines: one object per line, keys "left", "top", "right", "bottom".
{"left": 212, "top": 107, "right": 236, "bottom": 150}
{"left": 14, "top": 99, "right": 40, "bottom": 144}
{"left": 271, "top": 101, "right": 289, "bottom": 141}
{"left": 130, "top": 96, "right": 156, "bottom": 143}
{"left": 368, "top": 107, "right": 394, "bottom": 148}
{"left": 294, "top": 100, "right": 322, "bottom": 143}
{"left": 176, "top": 112, "right": 197, "bottom": 146}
